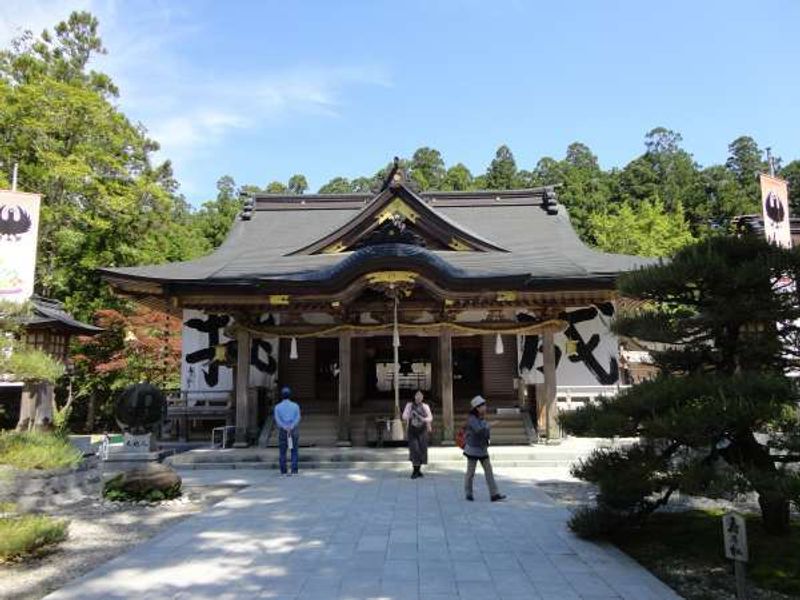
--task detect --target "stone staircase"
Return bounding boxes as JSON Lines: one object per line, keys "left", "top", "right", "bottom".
{"left": 262, "top": 404, "right": 339, "bottom": 447}
{"left": 350, "top": 399, "right": 533, "bottom": 446}
{"left": 166, "top": 438, "right": 616, "bottom": 471}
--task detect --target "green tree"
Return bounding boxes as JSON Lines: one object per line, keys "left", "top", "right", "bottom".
{"left": 726, "top": 136, "right": 766, "bottom": 194}
{"left": 265, "top": 181, "right": 288, "bottom": 194}
{"left": 0, "top": 12, "right": 205, "bottom": 319}
{"left": 409, "top": 147, "right": 445, "bottom": 190}
{"left": 531, "top": 143, "right": 614, "bottom": 242}
{"left": 697, "top": 165, "right": 757, "bottom": 230}
{"left": 193, "top": 175, "right": 244, "bottom": 248}
{"left": 351, "top": 176, "right": 374, "bottom": 193}
{"left": 618, "top": 128, "right": 703, "bottom": 216}
{"left": 484, "top": 145, "right": 518, "bottom": 189}
{"left": 440, "top": 163, "right": 474, "bottom": 191}
{"left": 561, "top": 236, "right": 800, "bottom": 536}
{"left": 71, "top": 306, "right": 181, "bottom": 432}
{"left": 318, "top": 176, "right": 353, "bottom": 194}
{"left": 0, "top": 11, "right": 117, "bottom": 97}
{"left": 589, "top": 200, "right": 695, "bottom": 256}
{"left": 779, "top": 160, "right": 800, "bottom": 216}
{"left": 287, "top": 174, "right": 308, "bottom": 195}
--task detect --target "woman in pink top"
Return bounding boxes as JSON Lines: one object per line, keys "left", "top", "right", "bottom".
{"left": 402, "top": 390, "right": 433, "bottom": 479}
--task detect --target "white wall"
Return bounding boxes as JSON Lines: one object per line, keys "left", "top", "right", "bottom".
{"left": 517, "top": 303, "right": 619, "bottom": 387}
{"left": 181, "top": 309, "right": 279, "bottom": 397}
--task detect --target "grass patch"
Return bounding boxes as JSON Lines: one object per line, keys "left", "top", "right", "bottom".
{"left": 0, "top": 431, "right": 82, "bottom": 470}
{"left": 0, "top": 501, "right": 16, "bottom": 513}
{"left": 612, "top": 510, "right": 800, "bottom": 598}
{"left": 0, "top": 515, "right": 68, "bottom": 561}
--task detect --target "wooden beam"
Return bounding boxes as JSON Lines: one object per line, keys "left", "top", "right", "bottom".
{"left": 233, "top": 327, "right": 251, "bottom": 447}
{"left": 337, "top": 331, "right": 352, "bottom": 445}
{"left": 439, "top": 329, "right": 454, "bottom": 443}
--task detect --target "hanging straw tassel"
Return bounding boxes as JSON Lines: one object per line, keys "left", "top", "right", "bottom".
{"left": 289, "top": 337, "right": 298, "bottom": 360}
{"left": 495, "top": 332, "right": 504, "bottom": 354}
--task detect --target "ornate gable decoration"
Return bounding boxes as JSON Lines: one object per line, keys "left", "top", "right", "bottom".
{"left": 289, "top": 163, "right": 507, "bottom": 255}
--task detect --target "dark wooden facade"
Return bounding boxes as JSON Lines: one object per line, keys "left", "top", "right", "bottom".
{"left": 100, "top": 162, "right": 654, "bottom": 445}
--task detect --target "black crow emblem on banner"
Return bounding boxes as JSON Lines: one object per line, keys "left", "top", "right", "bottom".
{"left": 765, "top": 191, "right": 785, "bottom": 224}
{"left": 0, "top": 205, "right": 32, "bottom": 240}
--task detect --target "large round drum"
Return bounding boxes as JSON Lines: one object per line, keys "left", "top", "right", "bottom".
{"left": 115, "top": 383, "right": 165, "bottom": 434}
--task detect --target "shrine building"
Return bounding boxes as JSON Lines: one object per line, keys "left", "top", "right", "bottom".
{"left": 99, "top": 163, "right": 653, "bottom": 447}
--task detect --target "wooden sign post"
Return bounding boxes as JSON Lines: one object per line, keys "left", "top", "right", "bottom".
{"left": 722, "top": 511, "right": 748, "bottom": 599}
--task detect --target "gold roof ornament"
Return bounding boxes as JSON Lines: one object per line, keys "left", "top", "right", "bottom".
{"left": 376, "top": 197, "right": 419, "bottom": 224}
{"left": 448, "top": 238, "right": 471, "bottom": 251}
{"left": 365, "top": 271, "right": 418, "bottom": 285}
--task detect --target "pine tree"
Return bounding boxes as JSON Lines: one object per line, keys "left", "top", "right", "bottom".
{"left": 485, "top": 145, "right": 518, "bottom": 189}
{"left": 561, "top": 235, "right": 800, "bottom": 536}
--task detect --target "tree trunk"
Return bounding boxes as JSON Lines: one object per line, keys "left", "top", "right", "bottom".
{"left": 723, "top": 431, "right": 792, "bottom": 536}
{"left": 85, "top": 390, "right": 96, "bottom": 432}
{"left": 758, "top": 491, "right": 791, "bottom": 535}
{"left": 15, "top": 382, "right": 55, "bottom": 433}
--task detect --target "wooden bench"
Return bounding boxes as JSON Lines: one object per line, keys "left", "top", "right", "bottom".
{"left": 165, "top": 392, "right": 234, "bottom": 441}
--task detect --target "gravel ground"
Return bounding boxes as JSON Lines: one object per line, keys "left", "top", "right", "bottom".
{"left": 536, "top": 479, "right": 799, "bottom": 600}
{"left": 0, "top": 484, "right": 242, "bottom": 600}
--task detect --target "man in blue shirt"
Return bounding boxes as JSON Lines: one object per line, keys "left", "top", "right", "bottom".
{"left": 274, "top": 386, "right": 301, "bottom": 475}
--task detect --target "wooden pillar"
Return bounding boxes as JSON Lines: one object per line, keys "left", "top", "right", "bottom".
{"left": 233, "top": 327, "right": 251, "bottom": 447}
{"left": 439, "top": 329, "right": 454, "bottom": 443}
{"left": 337, "top": 331, "right": 352, "bottom": 445}
{"left": 542, "top": 329, "right": 559, "bottom": 440}
{"left": 516, "top": 377, "right": 527, "bottom": 409}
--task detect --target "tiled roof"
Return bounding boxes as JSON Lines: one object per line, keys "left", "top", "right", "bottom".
{"left": 99, "top": 184, "right": 656, "bottom": 292}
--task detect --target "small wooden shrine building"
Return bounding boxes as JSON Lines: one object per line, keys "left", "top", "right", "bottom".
{"left": 100, "top": 164, "right": 652, "bottom": 446}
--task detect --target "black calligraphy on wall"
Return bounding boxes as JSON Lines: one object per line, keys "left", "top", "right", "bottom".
{"left": 184, "top": 313, "right": 278, "bottom": 388}
{"left": 517, "top": 303, "right": 619, "bottom": 385}
{"left": 249, "top": 314, "right": 277, "bottom": 377}
{"left": 184, "top": 314, "right": 231, "bottom": 387}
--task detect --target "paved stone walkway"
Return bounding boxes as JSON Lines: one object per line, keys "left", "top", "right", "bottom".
{"left": 45, "top": 467, "right": 681, "bottom": 600}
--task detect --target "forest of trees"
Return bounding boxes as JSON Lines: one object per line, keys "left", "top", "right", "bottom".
{"left": 2, "top": 12, "right": 800, "bottom": 321}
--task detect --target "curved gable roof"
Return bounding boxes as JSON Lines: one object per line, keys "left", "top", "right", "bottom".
{"left": 98, "top": 182, "right": 656, "bottom": 296}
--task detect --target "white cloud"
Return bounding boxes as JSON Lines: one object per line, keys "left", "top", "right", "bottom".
{"left": 0, "top": 0, "right": 93, "bottom": 47}
{"left": 1, "top": 1, "right": 390, "bottom": 195}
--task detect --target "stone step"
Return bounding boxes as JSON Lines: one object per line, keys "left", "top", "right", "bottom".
{"left": 176, "top": 459, "right": 572, "bottom": 470}
{"left": 166, "top": 439, "right": 615, "bottom": 470}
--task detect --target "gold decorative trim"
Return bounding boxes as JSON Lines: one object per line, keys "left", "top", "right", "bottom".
{"left": 237, "top": 318, "right": 567, "bottom": 339}
{"left": 496, "top": 291, "right": 518, "bottom": 302}
{"left": 376, "top": 197, "right": 419, "bottom": 224}
{"left": 448, "top": 238, "right": 471, "bottom": 251}
{"left": 322, "top": 242, "right": 347, "bottom": 254}
{"left": 364, "top": 271, "right": 418, "bottom": 285}
{"left": 268, "top": 294, "right": 290, "bottom": 306}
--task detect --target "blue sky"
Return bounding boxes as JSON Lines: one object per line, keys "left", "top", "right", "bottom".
{"left": 2, "top": 0, "right": 799, "bottom": 204}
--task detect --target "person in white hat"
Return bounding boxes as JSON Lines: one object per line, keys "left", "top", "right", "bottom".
{"left": 463, "top": 395, "right": 506, "bottom": 502}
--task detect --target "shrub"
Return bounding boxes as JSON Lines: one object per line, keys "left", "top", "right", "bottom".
{"left": 568, "top": 505, "right": 629, "bottom": 540}
{"left": 0, "top": 515, "right": 68, "bottom": 561}
{"left": 102, "top": 474, "right": 181, "bottom": 503}
{"left": 0, "top": 431, "right": 82, "bottom": 470}
{"left": 4, "top": 348, "right": 65, "bottom": 384}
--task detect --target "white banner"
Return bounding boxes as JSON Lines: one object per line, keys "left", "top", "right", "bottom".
{"left": 517, "top": 303, "right": 620, "bottom": 386}
{"left": 0, "top": 191, "right": 41, "bottom": 303}
{"left": 181, "top": 309, "right": 279, "bottom": 396}
{"left": 760, "top": 174, "right": 792, "bottom": 248}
